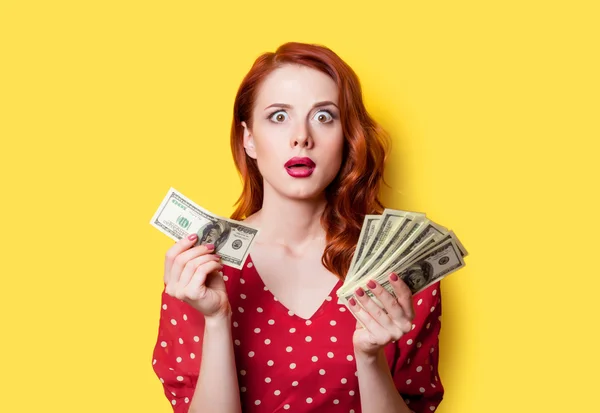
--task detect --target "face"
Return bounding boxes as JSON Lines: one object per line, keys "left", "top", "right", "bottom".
{"left": 241, "top": 64, "right": 344, "bottom": 200}
{"left": 204, "top": 227, "right": 220, "bottom": 244}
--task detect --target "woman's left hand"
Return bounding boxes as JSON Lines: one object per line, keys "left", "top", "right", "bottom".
{"left": 349, "top": 272, "right": 415, "bottom": 358}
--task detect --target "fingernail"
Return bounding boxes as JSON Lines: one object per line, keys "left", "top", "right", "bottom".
{"left": 187, "top": 233, "right": 198, "bottom": 241}
{"left": 367, "top": 280, "right": 377, "bottom": 289}
{"left": 390, "top": 273, "right": 399, "bottom": 282}
{"left": 204, "top": 243, "right": 215, "bottom": 250}
{"left": 355, "top": 288, "right": 365, "bottom": 297}
{"left": 349, "top": 297, "right": 357, "bottom": 306}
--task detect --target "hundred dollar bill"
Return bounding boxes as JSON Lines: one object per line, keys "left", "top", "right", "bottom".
{"left": 149, "top": 187, "right": 259, "bottom": 270}
{"left": 341, "top": 238, "right": 465, "bottom": 304}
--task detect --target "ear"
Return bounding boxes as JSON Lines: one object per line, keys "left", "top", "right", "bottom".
{"left": 241, "top": 121, "right": 257, "bottom": 159}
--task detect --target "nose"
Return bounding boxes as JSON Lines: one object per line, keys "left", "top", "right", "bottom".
{"left": 291, "top": 122, "right": 314, "bottom": 149}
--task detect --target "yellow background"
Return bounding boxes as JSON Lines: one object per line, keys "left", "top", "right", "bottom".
{"left": 1, "top": 1, "right": 598, "bottom": 412}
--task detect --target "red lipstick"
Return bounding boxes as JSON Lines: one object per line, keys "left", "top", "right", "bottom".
{"left": 284, "top": 157, "right": 316, "bottom": 178}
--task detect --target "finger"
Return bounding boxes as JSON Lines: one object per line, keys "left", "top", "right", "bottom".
{"left": 355, "top": 285, "right": 405, "bottom": 339}
{"left": 348, "top": 293, "right": 393, "bottom": 345}
{"left": 182, "top": 261, "right": 224, "bottom": 301}
{"left": 164, "top": 233, "right": 201, "bottom": 282}
{"left": 388, "top": 273, "right": 416, "bottom": 321}
{"left": 168, "top": 242, "right": 216, "bottom": 287}
{"left": 365, "top": 279, "right": 411, "bottom": 333}
{"left": 176, "top": 254, "right": 221, "bottom": 298}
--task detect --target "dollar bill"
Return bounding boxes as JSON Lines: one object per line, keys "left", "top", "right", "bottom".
{"left": 149, "top": 187, "right": 259, "bottom": 270}
{"left": 347, "top": 215, "right": 381, "bottom": 275}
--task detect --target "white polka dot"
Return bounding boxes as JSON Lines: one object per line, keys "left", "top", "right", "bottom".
{"left": 341, "top": 378, "right": 347, "bottom": 384}
{"left": 240, "top": 294, "right": 246, "bottom": 299}
{"left": 431, "top": 383, "right": 436, "bottom": 388}
{"left": 268, "top": 319, "right": 275, "bottom": 325}
{"left": 170, "top": 319, "right": 177, "bottom": 325}
{"left": 430, "top": 306, "right": 436, "bottom": 312}
{"left": 176, "top": 357, "right": 182, "bottom": 363}
{"left": 339, "top": 307, "right": 347, "bottom": 312}
{"left": 255, "top": 400, "right": 261, "bottom": 405}
{"left": 257, "top": 307, "right": 263, "bottom": 313}
{"left": 238, "top": 307, "right": 244, "bottom": 313}
{"left": 435, "top": 376, "right": 438, "bottom": 382}
{"left": 288, "top": 310, "right": 294, "bottom": 316}
{"left": 172, "top": 400, "right": 176, "bottom": 405}
{"left": 247, "top": 262, "right": 253, "bottom": 268}
{"left": 184, "top": 397, "right": 189, "bottom": 403}
{"left": 190, "top": 353, "right": 195, "bottom": 359}
{"left": 183, "top": 313, "right": 189, "bottom": 321}
{"left": 193, "top": 336, "right": 200, "bottom": 342}
{"left": 311, "top": 356, "right": 318, "bottom": 362}
{"left": 223, "top": 275, "right": 229, "bottom": 281}
{"left": 160, "top": 341, "right": 167, "bottom": 348}
{"left": 432, "top": 289, "right": 437, "bottom": 296}
{"left": 426, "top": 322, "right": 431, "bottom": 329}
{"left": 327, "top": 352, "right": 334, "bottom": 358}
{"left": 240, "top": 370, "right": 246, "bottom": 376}
{"left": 176, "top": 376, "right": 184, "bottom": 381}
{"left": 326, "top": 296, "right": 332, "bottom": 301}
{"left": 240, "top": 278, "right": 246, "bottom": 284}
{"left": 233, "top": 321, "right": 238, "bottom": 327}
{"left": 267, "top": 360, "right": 274, "bottom": 366}
{"left": 330, "top": 336, "right": 337, "bottom": 342}
{"left": 333, "top": 400, "right": 339, "bottom": 405}
{"left": 354, "top": 371, "right": 358, "bottom": 376}
{"left": 241, "top": 387, "right": 247, "bottom": 392}
{"left": 284, "top": 405, "right": 290, "bottom": 410}
{"left": 292, "top": 381, "right": 299, "bottom": 387}
{"left": 160, "top": 378, "right": 164, "bottom": 383}
{"left": 406, "top": 379, "right": 412, "bottom": 384}
{"left": 289, "top": 328, "right": 296, "bottom": 333}
{"left": 274, "top": 296, "right": 278, "bottom": 301}
{"left": 350, "top": 410, "right": 355, "bottom": 413}
{"left": 286, "top": 346, "right": 293, "bottom": 352}
{"left": 274, "top": 390, "right": 281, "bottom": 395}
{"left": 417, "top": 366, "right": 423, "bottom": 372}
{"left": 430, "top": 347, "right": 435, "bottom": 353}
{"left": 320, "top": 388, "right": 326, "bottom": 394}
{"left": 290, "top": 363, "right": 296, "bottom": 369}
{"left": 430, "top": 407, "right": 436, "bottom": 411}
{"left": 248, "top": 351, "right": 255, "bottom": 357}
{"left": 417, "top": 298, "right": 423, "bottom": 305}
{"left": 417, "top": 342, "right": 422, "bottom": 348}
{"left": 407, "top": 339, "right": 413, "bottom": 345}
{"left": 265, "top": 377, "right": 271, "bottom": 383}
{"left": 407, "top": 358, "right": 411, "bottom": 364}
{"left": 178, "top": 338, "right": 184, "bottom": 344}
{"left": 411, "top": 324, "right": 416, "bottom": 330}
{"left": 330, "top": 320, "right": 337, "bottom": 326}
{"left": 264, "top": 339, "right": 271, "bottom": 345}
{"left": 306, "top": 397, "right": 313, "bottom": 403}
{"left": 306, "top": 320, "right": 312, "bottom": 325}
{"left": 347, "top": 355, "right": 354, "bottom": 361}
{"left": 305, "top": 336, "right": 312, "bottom": 342}
{"left": 162, "top": 304, "right": 167, "bottom": 310}
{"left": 235, "top": 340, "right": 241, "bottom": 346}
{"left": 319, "top": 369, "right": 326, "bottom": 375}
{"left": 349, "top": 390, "right": 355, "bottom": 396}
{"left": 153, "top": 359, "right": 156, "bottom": 365}
{"left": 254, "top": 328, "right": 261, "bottom": 333}
{"left": 420, "top": 387, "right": 426, "bottom": 393}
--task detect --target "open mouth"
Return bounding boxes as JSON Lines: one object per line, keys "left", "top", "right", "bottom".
{"left": 284, "top": 157, "right": 316, "bottom": 177}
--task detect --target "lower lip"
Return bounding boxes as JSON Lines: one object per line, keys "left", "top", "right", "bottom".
{"left": 285, "top": 166, "right": 315, "bottom": 178}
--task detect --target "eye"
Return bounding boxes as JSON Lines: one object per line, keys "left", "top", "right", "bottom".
{"left": 268, "top": 110, "right": 288, "bottom": 123}
{"left": 313, "top": 110, "right": 335, "bottom": 123}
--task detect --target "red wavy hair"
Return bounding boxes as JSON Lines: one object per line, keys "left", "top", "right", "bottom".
{"left": 229, "top": 42, "right": 391, "bottom": 281}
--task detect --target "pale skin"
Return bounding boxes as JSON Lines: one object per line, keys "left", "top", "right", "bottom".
{"left": 163, "top": 64, "right": 416, "bottom": 413}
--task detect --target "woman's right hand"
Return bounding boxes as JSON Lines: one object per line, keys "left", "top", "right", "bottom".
{"left": 163, "top": 233, "right": 231, "bottom": 319}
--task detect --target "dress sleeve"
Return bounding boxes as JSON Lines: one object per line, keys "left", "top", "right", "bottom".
{"left": 151, "top": 284, "right": 205, "bottom": 412}
{"left": 391, "top": 282, "right": 444, "bottom": 413}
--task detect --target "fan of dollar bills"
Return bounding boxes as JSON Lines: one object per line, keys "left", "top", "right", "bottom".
{"left": 150, "top": 188, "right": 468, "bottom": 310}
{"left": 335, "top": 210, "right": 468, "bottom": 307}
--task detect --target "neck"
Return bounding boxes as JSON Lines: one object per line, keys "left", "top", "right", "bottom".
{"left": 249, "top": 184, "right": 328, "bottom": 250}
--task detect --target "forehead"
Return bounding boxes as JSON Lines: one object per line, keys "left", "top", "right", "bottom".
{"left": 255, "top": 64, "right": 338, "bottom": 107}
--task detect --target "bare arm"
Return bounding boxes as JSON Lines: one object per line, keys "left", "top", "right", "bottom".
{"left": 356, "top": 350, "right": 412, "bottom": 413}
{"left": 189, "top": 314, "right": 241, "bottom": 413}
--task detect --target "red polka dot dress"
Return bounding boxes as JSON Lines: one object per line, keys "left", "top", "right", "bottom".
{"left": 152, "top": 255, "right": 444, "bottom": 413}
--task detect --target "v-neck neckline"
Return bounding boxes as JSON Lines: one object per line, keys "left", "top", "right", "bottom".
{"left": 246, "top": 254, "right": 343, "bottom": 322}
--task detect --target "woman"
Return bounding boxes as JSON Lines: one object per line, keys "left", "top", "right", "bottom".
{"left": 152, "top": 42, "right": 444, "bottom": 413}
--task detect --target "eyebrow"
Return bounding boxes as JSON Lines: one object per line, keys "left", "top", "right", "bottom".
{"left": 264, "top": 101, "right": 339, "bottom": 111}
